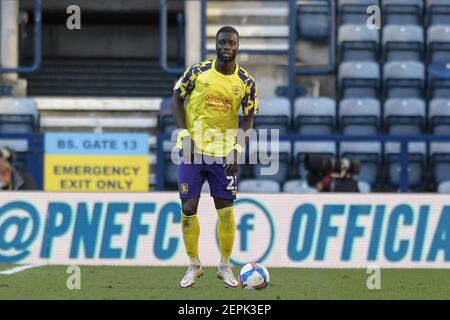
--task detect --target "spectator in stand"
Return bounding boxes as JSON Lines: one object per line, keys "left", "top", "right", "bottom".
{"left": 0, "top": 147, "right": 37, "bottom": 191}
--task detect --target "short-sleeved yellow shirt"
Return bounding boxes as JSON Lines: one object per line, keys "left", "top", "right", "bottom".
{"left": 174, "top": 59, "right": 258, "bottom": 157}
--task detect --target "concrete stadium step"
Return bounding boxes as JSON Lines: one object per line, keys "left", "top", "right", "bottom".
{"left": 23, "top": 57, "right": 178, "bottom": 97}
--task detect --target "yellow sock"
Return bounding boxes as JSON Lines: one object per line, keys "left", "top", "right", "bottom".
{"left": 217, "top": 206, "right": 236, "bottom": 259}
{"left": 181, "top": 213, "right": 200, "bottom": 260}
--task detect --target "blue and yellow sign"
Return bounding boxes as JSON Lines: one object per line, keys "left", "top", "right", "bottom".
{"left": 44, "top": 133, "right": 149, "bottom": 192}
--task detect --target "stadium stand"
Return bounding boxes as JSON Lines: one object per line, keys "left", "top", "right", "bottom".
{"left": 283, "top": 179, "right": 318, "bottom": 193}
{"left": 294, "top": 97, "right": 336, "bottom": 135}
{"left": 238, "top": 179, "right": 281, "bottom": 193}
{"left": 382, "top": 25, "right": 424, "bottom": 62}
{"left": 426, "top": 0, "right": 450, "bottom": 26}
{"left": 430, "top": 142, "right": 450, "bottom": 184}
{"left": 384, "top": 98, "right": 426, "bottom": 135}
{"left": 2, "top": 0, "right": 450, "bottom": 193}
{"left": 429, "top": 99, "right": 450, "bottom": 135}
{"left": 339, "top": 98, "right": 381, "bottom": 135}
{"left": 437, "top": 180, "right": 450, "bottom": 193}
{"left": 249, "top": 140, "right": 291, "bottom": 183}
{"left": 381, "top": 0, "right": 424, "bottom": 25}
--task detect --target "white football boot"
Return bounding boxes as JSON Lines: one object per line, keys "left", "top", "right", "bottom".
{"left": 180, "top": 265, "right": 204, "bottom": 288}
{"left": 217, "top": 265, "right": 239, "bottom": 288}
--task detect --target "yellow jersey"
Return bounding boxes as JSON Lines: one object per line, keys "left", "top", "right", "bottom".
{"left": 174, "top": 59, "right": 259, "bottom": 157}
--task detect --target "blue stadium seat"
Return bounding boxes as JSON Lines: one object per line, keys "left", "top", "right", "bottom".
{"left": 384, "top": 98, "right": 426, "bottom": 135}
{"left": 253, "top": 97, "right": 291, "bottom": 135}
{"left": 384, "top": 142, "right": 426, "bottom": 188}
{"left": 428, "top": 62, "right": 450, "bottom": 99}
{"left": 338, "top": 62, "right": 380, "bottom": 98}
{"left": 430, "top": 142, "right": 450, "bottom": 184}
{"left": 338, "top": 24, "right": 380, "bottom": 61}
{"left": 338, "top": 0, "right": 380, "bottom": 24}
{"left": 382, "top": 25, "right": 424, "bottom": 62}
{"left": 339, "top": 98, "right": 381, "bottom": 135}
{"left": 437, "top": 181, "right": 450, "bottom": 193}
{"left": 429, "top": 99, "right": 450, "bottom": 135}
{"left": 238, "top": 179, "right": 281, "bottom": 193}
{"left": 0, "top": 98, "right": 38, "bottom": 133}
{"left": 297, "top": 0, "right": 330, "bottom": 41}
{"left": 294, "top": 141, "right": 336, "bottom": 179}
{"left": 283, "top": 180, "right": 318, "bottom": 193}
{"left": 427, "top": 26, "right": 450, "bottom": 63}
{"left": 382, "top": 0, "right": 423, "bottom": 25}
{"left": 249, "top": 141, "right": 291, "bottom": 183}
{"left": 383, "top": 61, "right": 425, "bottom": 99}
{"left": 357, "top": 181, "right": 372, "bottom": 193}
{"left": 294, "top": 97, "right": 336, "bottom": 135}
{"left": 159, "top": 97, "right": 176, "bottom": 134}
{"left": 340, "top": 142, "right": 382, "bottom": 186}
{"left": 0, "top": 139, "right": 29, "bottom": 169}
{"left": 426, "top": 0, "right": 450, "bottom": 26}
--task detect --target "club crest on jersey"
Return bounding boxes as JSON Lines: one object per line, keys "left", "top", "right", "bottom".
{"left": 180, "top": 183, "right": 189, "bottom": 194}
{"left": 232, "top": 85, "right": 242, "bottom": 96}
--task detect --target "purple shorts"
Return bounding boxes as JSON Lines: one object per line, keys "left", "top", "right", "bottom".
{"left": 177, "top": 153, "right": 237, "bottom": 200}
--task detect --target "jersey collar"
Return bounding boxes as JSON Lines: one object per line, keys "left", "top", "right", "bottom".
{"left": 212, "top": 59, "right": 238, "bottom": 77}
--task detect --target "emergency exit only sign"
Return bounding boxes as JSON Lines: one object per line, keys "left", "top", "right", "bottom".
{"left": 44, "top": 133, "right": 149, "bottom": 192}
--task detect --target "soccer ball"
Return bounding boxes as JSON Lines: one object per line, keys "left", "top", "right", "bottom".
{"left": 239, "top": 262, "right": 270, "bottom": 290}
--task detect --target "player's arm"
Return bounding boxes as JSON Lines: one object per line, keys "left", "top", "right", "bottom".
{"left": 171, "top": 65, "right": 198, "bottom": 162}
{"left": 224, "top": 79, "right": 258, "bottom": 175}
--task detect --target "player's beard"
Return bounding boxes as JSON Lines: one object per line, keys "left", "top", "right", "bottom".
{"left": 217, "top": 49, "right": 236, "bottom": 64}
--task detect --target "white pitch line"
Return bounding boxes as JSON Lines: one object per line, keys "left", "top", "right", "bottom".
{"left": 0, "top": 265, "right": 41, "bottom": 275}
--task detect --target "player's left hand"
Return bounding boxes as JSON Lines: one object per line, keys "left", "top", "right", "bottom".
{"left": 224, "top": 149, "right": 239, "bottom": 175}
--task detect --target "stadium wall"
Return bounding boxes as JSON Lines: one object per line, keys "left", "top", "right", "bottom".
{"left": 0, "top": 192, "right": 449, "bottom": 268}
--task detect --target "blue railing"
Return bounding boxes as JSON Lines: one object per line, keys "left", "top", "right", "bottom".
{"left": 156, "top": 133, "right": 450, "bottom": 193}
{"left": 0, "top": 0, "right": 42, "bottom": 74}
{"left": 160, "top": 0, "right": 185, "bottom": 74}
{"left": 0, "top": 133, "right": 44, "bottom": 189}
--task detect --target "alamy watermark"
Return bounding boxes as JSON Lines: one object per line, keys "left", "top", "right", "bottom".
{"left": 66, "top": 5, "right": 81, "bottom": 30}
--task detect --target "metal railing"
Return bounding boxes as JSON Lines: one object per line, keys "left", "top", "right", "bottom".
{"left": 0, "top": 0, "right": 42, "bottom": 74}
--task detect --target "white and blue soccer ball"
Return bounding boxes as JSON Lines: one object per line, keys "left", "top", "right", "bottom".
{"left": 239, "top": 262, "right": 270, "bottom": 290}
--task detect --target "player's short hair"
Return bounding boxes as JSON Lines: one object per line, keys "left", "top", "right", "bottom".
{"left": 216, "top": 26, "right": 239, "bottom": 39}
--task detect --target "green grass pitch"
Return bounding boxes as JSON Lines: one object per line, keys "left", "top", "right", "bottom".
{"left": 0, "top": 265, "right": 449, "bottom": 300}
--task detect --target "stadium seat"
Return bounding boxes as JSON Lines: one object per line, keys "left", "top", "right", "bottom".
{"left": 338, "top": 24, "right": 380, "bottom": 61}
{"left": 427, "top": 26, "right": 450, "bottom": 63}
{"left": 297, "top": 0, "right": 330, "bottom": 41}
{"left": 384, "top": 98, "right": 426, "bottom": 135}
{"left": 338, "top": 62, "right": 380, "bottom": 98}
{"left": 384, "top": 142, "right": 426, "bottom": 188}
{"left": 383, "top": 61, "right": 425, "bottom": 99}
{"left": 339, "top": 98, "right": 381, "bottom": 135}
{"left": 253, "top": 97, "right": 291, "bottom": 135}
{"left": 429, "top": 99, "right": 450, "bottom": 135}
{"left": 430, "top": 142, "right": 450, "bottom": 184}
{"left": 437, "top": 181, "right": 450, "bottom": 193}
{"left": 283, "top": 180, "right": 318, "bottom": 193}
{"left": 0, "top": 139, "right": 29, "bottom": 169}
{"left": 294, "top": 141, "right": 336, "bottom": 179}
{"left": 294, "top": 97, "right": 336, "bottom": 135}
{"left": 0, "top": 98, "right": 38, "bottom": 133}
{"left": 428, "top": 62, "right": 450, "bottom": 99}
{"left": 382, "top": 25, "right": 424, "bottom": 62}
{"left": 159, "top": 97, "right": 176, "bottom": 134}
{"left": 249, "top": 140, "right": 291, "bottom": 183}
{"left": 426, "top": 0, "right": 450, "bottom": 26}
{"left": 382, "top": 0, "right": 423, "bottom": 25}
{"left": 163, "top": 141, "right": 178, "bottom": 188}
{"left": 238, "top": 179, "right": 281, "bottom": 193}
{"left": 338, "top": 0, "right": 380, "bottom": 24}
{"left": 340, "top": 142, "right": 382, "bottom": 186}
{"left": 357, "top": 180, "right": 371, "bottom": 193}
